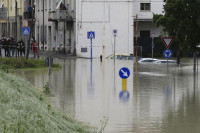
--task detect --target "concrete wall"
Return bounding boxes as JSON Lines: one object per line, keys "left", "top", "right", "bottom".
{"left": 75, "top": 0, "right": 134, "bottom": 58}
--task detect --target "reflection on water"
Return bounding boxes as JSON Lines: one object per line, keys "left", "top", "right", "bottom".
{"left": 14, "top": 58, "right": 200, "bottom": 133}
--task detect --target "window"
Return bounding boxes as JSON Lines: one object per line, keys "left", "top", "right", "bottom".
{"left": 140, "top": 3, "right": 150, "bottom": 11}
{"left": 140, "top": 30, "right": 150, "bottom": 37}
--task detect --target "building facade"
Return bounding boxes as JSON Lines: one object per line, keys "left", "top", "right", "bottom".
{"left": 0, "top": 0, "right": 24, "bottom": 41}
{"left": 133, "top": 0, "right": 164, "bottom": 57}
{"left": 75, "top": 0, "right": 134, "bottom": 58}
{"left": 1, "top": 0, "right": 164, "bottom": 58}
{"left": 34, "top": 0, "right": 75, "bottom": 53}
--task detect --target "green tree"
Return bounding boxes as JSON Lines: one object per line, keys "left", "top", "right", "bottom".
{"left": 153, "top": 0, "right": 200, "bottom": 63}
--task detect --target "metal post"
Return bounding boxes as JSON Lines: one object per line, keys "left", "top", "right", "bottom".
{"left": 91, "top": 38, "right": 92, "bottom": 62}
{"left": 64, "top": 0, "right": 66, "bottom": 54}
{"left": 48, "top": 57, "right": 51, "bottom": 89}
{"left": 194, "top": 53, "right": 196, "bottom": 73}
{"left": 152, "top": 32, "right": 154, "bottom": 61}
{"left": 135, "top": 14, "right": 138, "bottom": 64}
{"left": 15, "top": 0, "right": 18, "bottom": 58}
{"left": 114, "top": 35, "right": 116, "bottom": 63}
{"left": 7, "top": 0, "right": 9, "bottom": 37}
{"left": 167, "top": 59, "right": 168, "bottom": 74}
{"left": 43, "top": 0, "right": 44, "bottom": 51}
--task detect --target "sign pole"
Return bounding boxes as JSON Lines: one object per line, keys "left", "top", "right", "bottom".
{"left": 87, "top": 31, "right": 95, "bottom": 62}
{"left": 167, "top": 58, "right": 168, "bottom": 74}
{"left": 152, "top": 33, "right": 154, "bottom": 62}
{"left": 122, "top": 79, "right": 127, "bottom": 91}
{"left": 114, "top": 35, "right": 116, "bottom": 63}
{"left": 91, "top": 38, "right": 92, "bottom": 62}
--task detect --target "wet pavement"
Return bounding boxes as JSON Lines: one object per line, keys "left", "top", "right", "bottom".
{"left": 14, "top": 58, "right": 200, "bottom": 133}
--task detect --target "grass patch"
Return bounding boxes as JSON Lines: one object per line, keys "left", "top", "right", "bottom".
{"left": 0, "top": 58, "right": 60, "bottom": 69}
{"left": 0, "top": 70, "right": 96, "bottom": 133}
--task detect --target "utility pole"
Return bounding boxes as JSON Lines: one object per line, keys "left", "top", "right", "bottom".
{"left": 15, "top": 0, "right": 18, "bottom": 58}
{"left": 43, "top": 0, "right": 44, "bottom": 51}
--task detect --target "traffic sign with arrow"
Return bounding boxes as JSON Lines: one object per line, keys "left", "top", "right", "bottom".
{"left": 161, "top": 37, "right": 174, "bottom": 49}
{"left": 119, "top": 67, "right": 130, "bottom": 79}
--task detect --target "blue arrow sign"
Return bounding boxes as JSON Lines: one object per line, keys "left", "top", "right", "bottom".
{"left": 119, "top": 91, "right": 130, "bottom": 102}
{"left": 119, "top": 67, "right": 130, "bottom": 79}
{"left": 22, "top": 27, "right": 30, "bottom": 35}
{"left": 87, "top": 31, "right": 95, "bottom": 39}
{"left": 163, "top": 49, "right": 173, "bottom": 58}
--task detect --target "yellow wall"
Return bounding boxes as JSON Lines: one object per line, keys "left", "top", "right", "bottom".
{"left": 0, "top": 0, "right": 23, "bottom": 17}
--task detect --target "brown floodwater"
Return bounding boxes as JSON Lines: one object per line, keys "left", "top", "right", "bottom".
{"left": 14, "top": 58, "right": 200, "bottom": 133}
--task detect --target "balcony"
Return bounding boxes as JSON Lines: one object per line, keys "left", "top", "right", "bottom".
{"left": 48, "top": 10, "right": 73, "bottom": 22}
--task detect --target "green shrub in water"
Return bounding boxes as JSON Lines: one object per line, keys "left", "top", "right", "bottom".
{"left": 0, "top": 58, "right": 60, "bottom": 69}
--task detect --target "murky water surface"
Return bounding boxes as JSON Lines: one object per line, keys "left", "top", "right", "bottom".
{"left": 14, "top": 58, "right": 200, "bottom": 133}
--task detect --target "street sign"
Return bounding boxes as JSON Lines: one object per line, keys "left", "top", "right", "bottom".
{"left": 45, "top": 56, "right": 53, "bottom": 67}
{"left": 113, "top": 29, "right": 118, "bottom": 37}
{"left": 119, "top": 67, "right": 130, "bottom": 79}
{"left": 87, "top": 31, "right": 95, "bottom": 39}
{"left": 161, "top": 37, "right": 174, "bottom": 48}
{"left": 119, "top": 91, "right": 130, "bottom": 102}
{"left": 163, "top": 49, "right": 173, "bottom": 58}
{"left": 22, "top": 27, "right": 30, "bottom": 35}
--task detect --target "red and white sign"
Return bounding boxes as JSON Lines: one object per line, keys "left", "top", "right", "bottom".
{"left": 161, "top": 37, "right": 174, "bottom": 48}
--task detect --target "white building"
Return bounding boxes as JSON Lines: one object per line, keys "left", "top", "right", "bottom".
{"left": 133, "top": 0, "right": 164, "bottom": 38}
{"left": 75, "top": 0, "right": 134, "bottom": 58}
{"left": 34, "top": 0, "right": 164, "bottom": 58}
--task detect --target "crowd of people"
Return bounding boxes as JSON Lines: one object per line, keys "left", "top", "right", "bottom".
{"left": 0, "top": 34, "right": 39, "bottom": 58}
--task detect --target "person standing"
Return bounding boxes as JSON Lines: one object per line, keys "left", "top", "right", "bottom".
{"left": 32, "top": 40, "right": 39, "bottom": 58}
{"left": 17, "top": 39, "right": 25, "bottom": 57}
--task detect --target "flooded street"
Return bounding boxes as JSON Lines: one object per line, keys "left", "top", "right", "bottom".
{"left": 14, "top": 58, "right": 200, "bottom": 133}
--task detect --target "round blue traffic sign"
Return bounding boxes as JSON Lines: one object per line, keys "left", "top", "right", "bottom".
{"left": 119, "top": 91, "right": 130, "bottom": 102}
{"left": 163, "top": 49, "right": 173, "bottom": 58}
{"left": 119, "top": 67, "right": 130, "bottom": 79}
